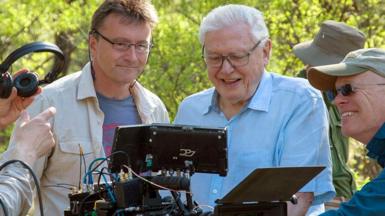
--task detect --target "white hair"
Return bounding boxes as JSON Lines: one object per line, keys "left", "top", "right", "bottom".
{"left": 199, "top": 4, "right": 269, "bottom": 45}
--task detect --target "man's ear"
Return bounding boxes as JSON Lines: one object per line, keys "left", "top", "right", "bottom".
{"left": 262, "top": 39, "right": 272, "bottom": 67}
{"left": 89, "top": 34, "right": 97, "bottom": 59}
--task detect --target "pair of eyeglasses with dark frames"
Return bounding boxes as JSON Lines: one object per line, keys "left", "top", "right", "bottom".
{"left": 202, "top": 37, "right": 267, "bottom": 68}
{"left": 91, "top": 29, "right": 153, "bottom": 53}
{"left": 326, "top": 83, "right": 385, "bottom": 101}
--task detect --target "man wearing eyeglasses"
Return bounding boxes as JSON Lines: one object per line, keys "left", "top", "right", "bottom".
{"left": 307, "top": 48, "right": 385, "bottom": 216}
{"left": 174, "top": 4, "right": 334, "bottom": 216}
{"left": 293, "top": 21, "right": 366, "bottom": 205}
{"left": 0, "top": 1, "right": 169, "bottom": 215}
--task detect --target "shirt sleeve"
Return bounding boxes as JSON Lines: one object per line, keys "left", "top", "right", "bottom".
{"left": 0, "top": 163, "right": 33, "bottom": 216}
{"left": 0, "top": 94, "right": 51, "bottom": 215}
{"left": 321, "top": 169, "right": 385, "bottom": 216}
{"left": 278, "top": 90, "right": 335, "bottom": 205}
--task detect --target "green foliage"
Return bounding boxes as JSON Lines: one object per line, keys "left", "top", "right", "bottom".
{"left": 0, "top": 123, "right": 14, "bottom": 152}
{"left": 1, "top": 0, "right": 385, "bottom": 182}
{"left": 349, "top": 139, "right": 383, "bottom": 188}
{"left": 352, "top": 169, "right": 371, "bottom": 190}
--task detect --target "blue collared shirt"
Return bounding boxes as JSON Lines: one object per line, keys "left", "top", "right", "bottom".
{"left": 174, "top": 72, "right": 335, "bottom": 214}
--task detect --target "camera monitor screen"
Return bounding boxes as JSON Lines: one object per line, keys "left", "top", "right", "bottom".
{"left": 110, "top": 124, "right": 150, "bottom": 174}
{"left": 110, "top": 123, "right": 228, "bottom": 176}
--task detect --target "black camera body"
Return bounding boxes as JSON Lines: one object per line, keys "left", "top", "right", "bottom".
{"left": 64, "top": 176, "right": 193, "bottom": 216}
{"left": 64, "top": 124, "right": 321, "bottom": 216}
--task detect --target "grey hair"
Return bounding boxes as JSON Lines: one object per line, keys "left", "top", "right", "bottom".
{"left": 199, "top": 4, "right": 269, "bottom": 45}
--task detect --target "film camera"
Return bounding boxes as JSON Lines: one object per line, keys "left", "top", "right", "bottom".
{"left": 64, "top": 123, "right": 228, "bottom": 215}
{"left": 64, "top": 123, "right": 324, "bottom": 216}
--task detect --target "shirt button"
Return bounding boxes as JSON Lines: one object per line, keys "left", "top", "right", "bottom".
{"left": 212, "top": 189, "right": 218, "bottom": 194}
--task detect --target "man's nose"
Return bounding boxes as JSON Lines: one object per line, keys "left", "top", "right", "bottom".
{"left": 122, "top": 45, "right": 139, "bottom": 60}
{"left": 220, "top": 57, "right": 235, "bottom": 74}
{"left": 333, "top": 93, "right": 348, "bottom": 107}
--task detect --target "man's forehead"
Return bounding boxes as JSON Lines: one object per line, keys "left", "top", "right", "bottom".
{"left": 205, "top": 23, "right": 253, "bottom": 42}
{"left": 335, "top": 73, "right": 359, "bottom": 84}
{"left": 204, "top": 33, "right": 255, "bottom": 54}
{"left": 335, "top": 70, "right": 384, "bottom": 85}
{"left": 100, "top": 13, "right": 151, "bottom": 29}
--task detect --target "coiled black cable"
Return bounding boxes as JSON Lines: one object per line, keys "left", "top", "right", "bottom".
{"left": 0, "top": 160, "right": 44, "bottom": 216}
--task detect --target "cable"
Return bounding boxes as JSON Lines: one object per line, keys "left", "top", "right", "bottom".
{"left": 82, "top": 151, "right": 88, "bottom": 185}
{"left": 171, "top": 191, "right": 189, "bottom": 215}
{"left": 83, "top": 151, "right": 129, "bottom": 185}
{"left": 124, "top": 165, "right": 192, "bottom": 194}
{"left": 0, "top": 160, "right": 44, "bottom": 216}
{"left": 76, "top": 151, "right": 132, "bottom": 214}
{"left": 101, "top": 173, "right": 116, "bottom": 203}
{"left": 0, "top": 197, "right": 9, "bottom": 216}
{"left": 42, "top": 184, "right": 74, "bottom": 191}
{"left": 112, "top": 209, "right": 125, "bottom": 216}
{"left": 112, "top": 207, "right": 140, "bottom": 216}
{"left": 83, "top": 157, "right": 105, "bottom": 185}
{"left": 77, "top": 192, "right": 95, "bottom": 215}
{"left": 97, "top": 167, "right": 116, "bottom": 190}
{"left": 55, "top": 183, "right": 78, "bottom": 187}
{"left": 78, "top": 144, "right": 83, "bottom": 190}
{"left": 94, "top": 167, "right": 116, "bottom": 203}
{"left": 197, "top": 204, "right": 214, "bottom": 210}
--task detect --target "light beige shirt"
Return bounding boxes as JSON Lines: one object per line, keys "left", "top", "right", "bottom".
{"left": 0, "top": 62, "right": 169, "bottom": 215}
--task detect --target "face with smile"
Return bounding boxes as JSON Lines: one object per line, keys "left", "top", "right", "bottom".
{"left": 203, "top": 22, "right": 271, "bottom": 108}
{"left": 90, "top": 13, "right": 151, "bottom": 88}
{"left": 334, "top": 71, "right": 385, "bottom": 143}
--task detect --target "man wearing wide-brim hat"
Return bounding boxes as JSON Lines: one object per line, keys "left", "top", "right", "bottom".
{"left": 307, "top": 48, "right": 385, "bottom": 215}
{"left": 293, "top": 20, "right": 366, "bottom": 203}
{"left": 294, "top": 20, "right": 365, "bottom": 66}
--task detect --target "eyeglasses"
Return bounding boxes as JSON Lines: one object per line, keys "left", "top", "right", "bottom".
{"left": 326, "top": 83, "right": 385, "bottom": 101}
{"left": 202, "top": 37, "right": 266, "bottom": 68}
{"left": 92, "top": 29, "right": 152, "bottom": 54}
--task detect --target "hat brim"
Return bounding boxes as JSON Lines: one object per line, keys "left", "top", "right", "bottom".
{"left": 293, "top": 41, "right": 344, "bottom": 66}
{"left": 307, "top": 63, "right": 368, "bottom": 91}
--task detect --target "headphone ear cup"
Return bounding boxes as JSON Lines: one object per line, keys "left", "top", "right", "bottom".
{"left": 13, "top": 72, "right": 39, "bottom": 97}
{"left": 0, "top": 72, "right": 14, "bottom": 99}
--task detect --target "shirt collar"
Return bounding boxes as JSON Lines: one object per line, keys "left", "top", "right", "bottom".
{"left": 247, "top": 71, "right": 272, "bottom": 112}
{"left": 209, "top": 90, "right": 221, "bottom": 113}
{"left": 77, "top": 62, "right": 97, "bottom": 100}
{"left": 196, "top": 88, "right": 216, "bottom": 115}
{"left": 203, "top": 71, "right": 272, "bottom": 115}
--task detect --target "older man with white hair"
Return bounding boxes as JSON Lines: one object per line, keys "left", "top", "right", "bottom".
{"left": 174, "top": 4, "right": 335, "bottom": 216}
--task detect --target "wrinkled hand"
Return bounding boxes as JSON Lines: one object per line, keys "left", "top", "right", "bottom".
{"left": 13, "top": 107, "right": 56, "bottom": 166}
{"left": 0, "top": 69, "right": 41, "bottom": 129}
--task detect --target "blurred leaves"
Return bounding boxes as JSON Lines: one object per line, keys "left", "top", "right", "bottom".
{"left": 349, "top": 139, "right": 382, "bottom": 189}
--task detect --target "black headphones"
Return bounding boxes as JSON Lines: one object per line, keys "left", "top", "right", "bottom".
{"left": 0, "top": 42, "right": 65, "bottom": 98}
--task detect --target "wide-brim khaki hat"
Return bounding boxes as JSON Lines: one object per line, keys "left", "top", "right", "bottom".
{"left": 293, "top": 41, "right": 348, "bottom": 66}
{"left": 293, "top": 20, "right": 365, "bottom": 66}
{"left": 308, "top": 48, "right": 385, "bottom": 90}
